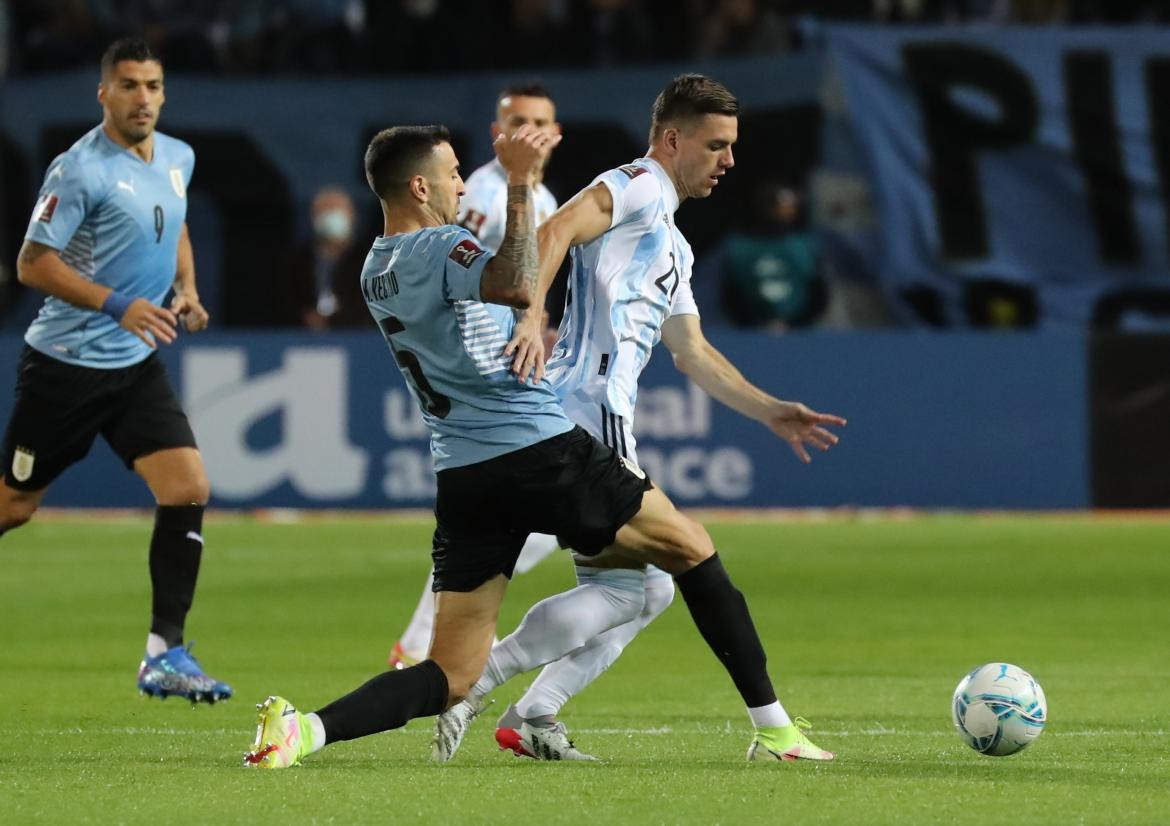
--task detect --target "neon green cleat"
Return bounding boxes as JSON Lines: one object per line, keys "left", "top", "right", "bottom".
{"left": 747, "top": 717, "right": 835, "bottom": 762}
{"left": 243, "top": 695, "right": 314, "bottom": 769}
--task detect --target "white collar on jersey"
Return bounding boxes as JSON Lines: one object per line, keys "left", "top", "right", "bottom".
{"left": 638, "top": 157, "right": 680, "bottom": 216}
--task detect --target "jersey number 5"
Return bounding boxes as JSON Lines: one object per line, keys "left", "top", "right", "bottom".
{"left": 377, "top": 316, "right": 452, "bottom": 419}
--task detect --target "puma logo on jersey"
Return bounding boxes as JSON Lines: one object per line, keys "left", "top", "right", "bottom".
{"left": 117, "top": 180, "right": 136, "bottom": 195}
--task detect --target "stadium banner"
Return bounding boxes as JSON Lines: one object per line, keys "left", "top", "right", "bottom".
{"left": 0, "top": 331, "right": 1088, "bottom": 509}
{"left": 827, "top": 27, "right": 1170, "bottom": 328}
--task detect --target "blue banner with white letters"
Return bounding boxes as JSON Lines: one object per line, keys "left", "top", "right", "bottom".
{"left": 0, "top": 331, "right": 1089, "bottom": 509}
{"left": 827, "top": 27, "right": 1170, "bottom": 328}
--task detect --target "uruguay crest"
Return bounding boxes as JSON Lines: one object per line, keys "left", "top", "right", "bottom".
{"left": 12, "top": 446, "right": 35, "bottom": 483}
{"left": 170, "top": 168, "right": 186, "bottom": 199}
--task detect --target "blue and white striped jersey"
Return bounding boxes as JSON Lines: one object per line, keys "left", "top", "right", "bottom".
{"left": 457, "top": 159, "right": 558, "bottom": 252}
{"left": 23, "top": 125, "right": 194, "bottom": 368}
{"left": 546, "top": 157, "right": 699, "bottom": 459}
{"left": 360, "top": 225, "right": 573, "bottom": 471}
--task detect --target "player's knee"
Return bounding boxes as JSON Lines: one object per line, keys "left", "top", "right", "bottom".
{"left": 158, "top": 475, "right": 210, "bottom": 506}
{"left": 642, "top": 573, "right": 675, "bottom": 620}
{"left": 0, "top": 495, "right": 39, "bottom": 533}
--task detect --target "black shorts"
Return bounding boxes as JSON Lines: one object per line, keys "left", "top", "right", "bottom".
{"left": 1, "top": 346, "right": 197, "bottom": 491}
{"left": 431, "top": 425, "right": 652, "bottom": 592}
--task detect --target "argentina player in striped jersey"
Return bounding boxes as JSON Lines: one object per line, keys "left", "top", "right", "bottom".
{"left": 246, "top": 118, "right": 839, "bottom": 770}
{"left": 440, "top": 75, "right": 847, "bottom": 763}
{"left": 388, "top": 84, "right": 564, "bottom": 671}
{"left": 0, "top": 39, "right": 229, "bottom": 703}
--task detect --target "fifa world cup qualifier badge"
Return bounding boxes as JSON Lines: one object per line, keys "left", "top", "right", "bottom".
{"left": 11, "top": 446, "right": 35, "bottom": 483}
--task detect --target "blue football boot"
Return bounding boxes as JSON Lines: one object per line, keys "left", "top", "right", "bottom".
{"left": 137, "top": 642, "right": 233, "bottom": 704}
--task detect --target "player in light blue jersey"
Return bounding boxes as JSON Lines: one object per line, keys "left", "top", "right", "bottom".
{"left": 0, "top": 39, "right": 230, "bottom": 704}
{"left": 244, "top": 119, "right": 838, "bottom": 770}
{"left": 388, "top": 83, "right": 565, "bottom": 671}
{"left": 454, "top": 74, "right": 847, "bottom": 763}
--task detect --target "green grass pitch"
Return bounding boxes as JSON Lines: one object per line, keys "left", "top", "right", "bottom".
{"left": 1, "top": 513, "right": 1167, "bottom": 824}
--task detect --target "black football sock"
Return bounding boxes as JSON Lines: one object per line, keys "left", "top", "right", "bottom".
{"left": 674, "top": 553, "right": 777, "bottom": 708}
{"left": 148, "top": 504, "right": 205, "bottom": 649}
{"left": 315, "top": 659, "right": 449, "bottom": 743}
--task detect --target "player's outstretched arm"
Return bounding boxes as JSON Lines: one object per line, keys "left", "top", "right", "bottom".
{"left": 661, "top": 314, "right": 846, "bottom": 464}
{"left": 506, "top": 183, "right": 615, "bottom": 383}
{"left": 481, "top": 126, "right": 560, "bottom": 310}
{"left": 17, "top": 239, "right": 177, "bottom": 348}
{"left": 170, "top": 223, "right": 209, "bottom": 332}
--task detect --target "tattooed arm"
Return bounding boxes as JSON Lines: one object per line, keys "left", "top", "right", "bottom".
{"left": 480, "top": 183, "right": 537, "bottom": 309}
{"left": 478, "top": 125, "right": 560, "bottom": 309}
{"left": 16, "top": 240, "right": 112, "bottom": 311}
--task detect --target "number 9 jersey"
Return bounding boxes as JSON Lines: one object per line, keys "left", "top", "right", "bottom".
{"left": 360, "top": 226, "right": 572, "bottom": 471}
{"left": 23, "top": 124, "right": 194, "bottom": 368}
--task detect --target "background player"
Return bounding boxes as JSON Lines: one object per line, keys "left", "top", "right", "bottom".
{"left": 244, "top": 121, "right": 836, "bottom": 769}
{"left": 388, "top": 83, "right": 564, "bottom": 669}
{"left": 439, "top": 74, "right": 845, "bottom": 762}
{"left": 0, "top": 39, "right": 230, "bottom": 703}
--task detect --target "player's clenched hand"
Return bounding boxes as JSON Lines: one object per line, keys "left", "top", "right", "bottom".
{"left": 121, "top": 298, "right": 177, "bottom": 348}
{"left": 764, "top": 401, "right": 847, "bottom": 464}
{"left": 505, "top": 311, "right": 546, "bottom": 384}
{"left": 171, "top": 293, "right": 210, "bottom": 332}
{"left": 494, "top": 125, "right": 562, "bottom": 184}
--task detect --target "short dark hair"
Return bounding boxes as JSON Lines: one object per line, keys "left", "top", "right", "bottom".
{"left": 649, "top": 74, "right": 739, "bottom": 143}
{"left": 497, "top": 82, "right": 554, "bottom": 105}
{"left": 100, "top": 38, "right": 161, "bottom": 76}
{"left": 364, "top": 125, "right": 452, "bottom": 200}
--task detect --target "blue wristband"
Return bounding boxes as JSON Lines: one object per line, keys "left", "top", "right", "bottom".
{"left": 100, "top": 291, "right": 135, "bottom": 321}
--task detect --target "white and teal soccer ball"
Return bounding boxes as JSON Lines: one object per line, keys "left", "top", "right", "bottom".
{"left": 951, "top": 662, "right": 1047, "bottom": 756}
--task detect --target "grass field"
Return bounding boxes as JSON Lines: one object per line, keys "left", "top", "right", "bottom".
{"left": 1, "top": 513, "right": 1167, "bottom": 824}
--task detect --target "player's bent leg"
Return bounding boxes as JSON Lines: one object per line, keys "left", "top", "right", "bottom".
{"left": 389, "top": 569, "right": 436, "bottom": 668}
{"left": 611, "top": 486, "right": 713, "bottom": 575}
{"left": 471, "top": 568, "right": 645, "bottom": 698}
{"left": 611, "top": 487, "right": 834, "bottom": 761}
{"left": 247, "top": 577, "right": 507, "bottom": 769}
{"left": 427, "top": 576, "right": 508, "bottom": 762}
{"left": 510, "top": 565, "right": 674, "bottom": 722}
{"left": 132, "top": 448, "right": 230, "bottom": 703}
{"left": 497, "top": 566, "right": 673, "bottom": 759}
{"left": 0, "top": 479, "right": 46, "bottom": 536}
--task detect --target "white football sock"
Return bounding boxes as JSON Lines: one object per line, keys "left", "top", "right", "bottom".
{"left": 145, "top": 633, "right": 169, "bottom": 658}
{"left": 747, "top": 701, "right": 791, "bottom": 729}
{"left": 513, "top": 533, "right": 560, "bottom": 575}
{"left": 305, "top": 712, "right": 327, "bottom": 752}
{"left": 472, "top": 567, "right": 645, "bottom": 697}
{"left": 515, "top": 565, "right": 675, "bottom": 720}
{"left": 397, "top": 569, "right": 435, "bottom": 659}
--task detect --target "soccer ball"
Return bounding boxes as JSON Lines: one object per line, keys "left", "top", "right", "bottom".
{"left": 951, "top": 662, "right": 1047, "bottom": 756}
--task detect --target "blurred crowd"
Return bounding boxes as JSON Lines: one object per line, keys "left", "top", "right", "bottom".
{"left": 3, "top": 0, "right": 1169, "bottom": 78}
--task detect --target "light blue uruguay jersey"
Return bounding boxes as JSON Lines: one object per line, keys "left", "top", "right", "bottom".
{"left": 546, "top": 157, "right": 699, "bottom": 427}
{"left": 23, "top": 125, "right": 193, "bottom": 368}
{"left": 360, "top": 226, "right": 573, "bottom": 471}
